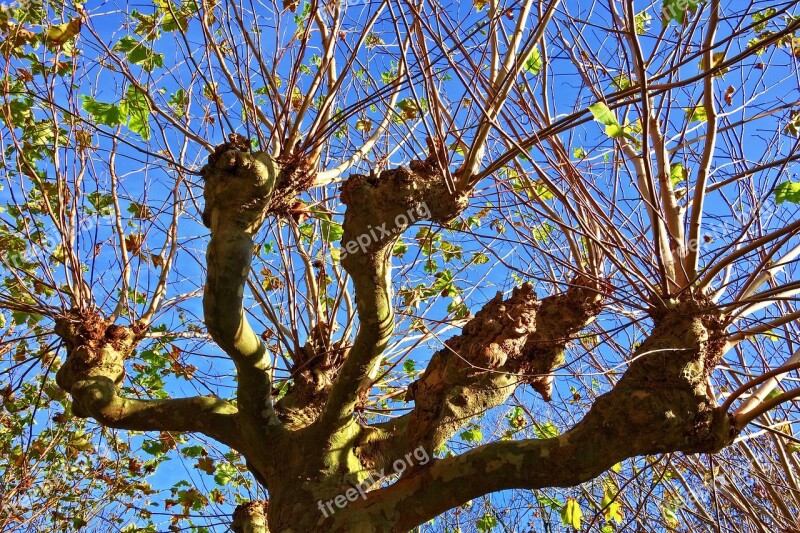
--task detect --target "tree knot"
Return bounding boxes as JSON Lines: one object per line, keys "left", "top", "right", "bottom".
{"left": 53, "top": 310, "right": 141, "bottom": 395}
{"left": 201, "top": 148, "right": 279, "bottom": 233}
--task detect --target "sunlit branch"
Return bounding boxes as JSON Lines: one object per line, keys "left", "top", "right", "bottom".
{"left": 725, "top": 309, "right": 800, "bottom": 347}
{"left": 723, "top": 354, "right": 800, "bottom": 414}
{"left": 738, "top": 241, "right": 800, "bottom": 302}
{"left": 734, "top": 386, "right": 800, "bottom": 431}
{"left": 697, "top": 219, "right": 800, "bottom": 292}
{"left": 459, "top": 0, "right": 561, "bottom": 186}
{"left": 685, "top": 0, "right": 719, "bottom": 280}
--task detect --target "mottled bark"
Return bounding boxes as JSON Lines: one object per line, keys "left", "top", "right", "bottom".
{"left": 332, "top": 296, "right": 736, "bottom": 532}
{"left": 51, "top": 143, "right": 743, "bottom": 533}
{"left": 358, "top": 278, "right": 604, "bottom": 471}
{"left": 317, "top": 154, "right": 468, "bottom": 434}
{"left": 201, "top": 148, "right": 279, "bottom": 422}
{"left": 232, "top": 501, "right": 270, "bottom": 533}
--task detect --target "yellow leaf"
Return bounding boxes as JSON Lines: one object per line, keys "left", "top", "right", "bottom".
{"left": 602, "top": 489, "right": 624, "bottom": 524}
{"left": 561, "top": 498, "right": 583, "bottom": 530}
{"left": 355, "top": 119, "right": 373, "bottom": 133}
{"left": 46, "top": 18, "right": 82, "bottom": 45}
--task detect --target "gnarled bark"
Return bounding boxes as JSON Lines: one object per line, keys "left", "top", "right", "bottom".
{"left": 52, "top": 143, "right": 744, "bottom": 533}
{"left": 53, "top": 310, "right": 240, "bottom": 448}
{"left": 317, "top": 154, "right": 468, "bottom": 434}
{"left": 358, "top": 277, "right": 604, "bottom": 472}
{"left": 201, "top": 148, "right": 279, "bottom": 422}
{"left": 232, "top": 501, "right": 270, "bottom": 533}
{"left": 332, "top": 296, "right": 737, "bottom": 532}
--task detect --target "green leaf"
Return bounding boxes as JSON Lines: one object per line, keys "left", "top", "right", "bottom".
{"left": 127, "top": 201, "right": 153, "bottom": 220}
{"left": 87, "top": 191, "right": 114, "bottom": 215}
{"left": 685, "top": 104, "right": 707, "bottom": 123}
{"left": 166, "top": 88, "right": 188, "bottom": 118}
{"left": 181, "top": 445, "right": 205, "bottom": 458}
{"left": 12, "top": 311, "right": 40, "bottom": 326}
{"left": 611, "top": 74, "right": 631, "bottom": 90}
{"left": 661, "top": 0, "right": 705, "bottom": 27}
{"left": 5, "top": 98, "right": 34, "bottom": 127}
{"left": 536, "top": 494, "right": 564, "bottom": 510}
{"left": 661, "top": 503, "right": 679, "bottom": 528}
{"left": 561, "top": 498, "right": 583, "bottom": 530}
{"left": 213, "top": 462, "right": 238, "bottom": 485}
{"left": 752, "top": 8, "right": 776, "bottom": 33}
{"left": 459, "top": 424, "right": 483, "bottom": 444}
{"left": 392, "top": 239, "right": 408, "bottom": 257}
{"left": 120, "top": 85, "right": 151, "bottom": 140}
{"left": 532, "top": 222, "right": 555, "bottom": 243}
{"left": 475, "top": 513, "right": 498, "bottom": 532}
{"left": 471, "top": 252, "right": 489, "bottom": 265}
{"left": 355, "top": 118, "right": 373, "bottom": 133}
{"left": 472, "top": 0, "right": 489, "bottom": 12}
{"left": 396, "top": 98, "right": 419, "bottom": 121}
{"left": 784, "top": 110, "right": 800, "bottom": 137}
{"left": 81, "top": 96, "right": 125, "bottom": 128}
{"left": 634, "top": 10, "right": 651, "bottom": 34}
{"left": 142, "top": 439, "right": 166, "bottom": 456}
{"left": 450, "top": 140, "right": 468, "bottom": 155}
{"left": 670, "top": 163, "right": 688, "bottom": 186}
{"left": 319, "top": 217, "right": 343, "bottom": 243}
{"left": 157, "top": 0, "right": 196, "bottom": 32}
{"left": 601, "top": 488, "right": 624, "bottom": 524}
{"left": 506, "top": 406, "right": 525, "bottom": 429}
{"left": 534, "top": 421, "right": 559, "bottom": 439}
{"left": 588, "top": 102, "right": 624, "bottom": 139}
{"left": 403, "top": 359, "right": 415, "bottom": 375}
{"left": 775, "top": 180, "right": 800, "bottom": 204}
{"left": 113, "top": 36, "right": 164, "bottom": 72}
{"left": 524, "top": 47, "right": 542, "bottom": 75}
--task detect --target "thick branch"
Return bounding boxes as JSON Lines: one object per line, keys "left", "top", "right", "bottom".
{"left": 335, "top": 297, "right": 736, "bottom": 532}
{"left": 70, "top": 377, "right": 240, "bottom": 446}
{"left": 360, "top": 278, "right": 603, "bottom": 470}
{"left": 201, "top": 146, "right": 279, "bottom": 421}
{"left": 54, "top": 312, "right": 240, "bottom": 448}
{"left": 318, "top": 152, "right": 468, "bottom": 432}
{"left": 338, "top": 400, "right": 733, "bottom": 533}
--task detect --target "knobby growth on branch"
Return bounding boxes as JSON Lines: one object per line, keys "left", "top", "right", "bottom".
{"left": 3, "top": 0, "right": 800, "bottom": 531}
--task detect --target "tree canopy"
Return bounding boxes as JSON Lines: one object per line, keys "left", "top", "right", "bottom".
{"left": 2, "top": 0, "right": 800, "bottom": 531}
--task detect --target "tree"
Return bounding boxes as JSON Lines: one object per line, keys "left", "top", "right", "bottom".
{"left": 2, "top": 0, "right": 800, "bottom": 531}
